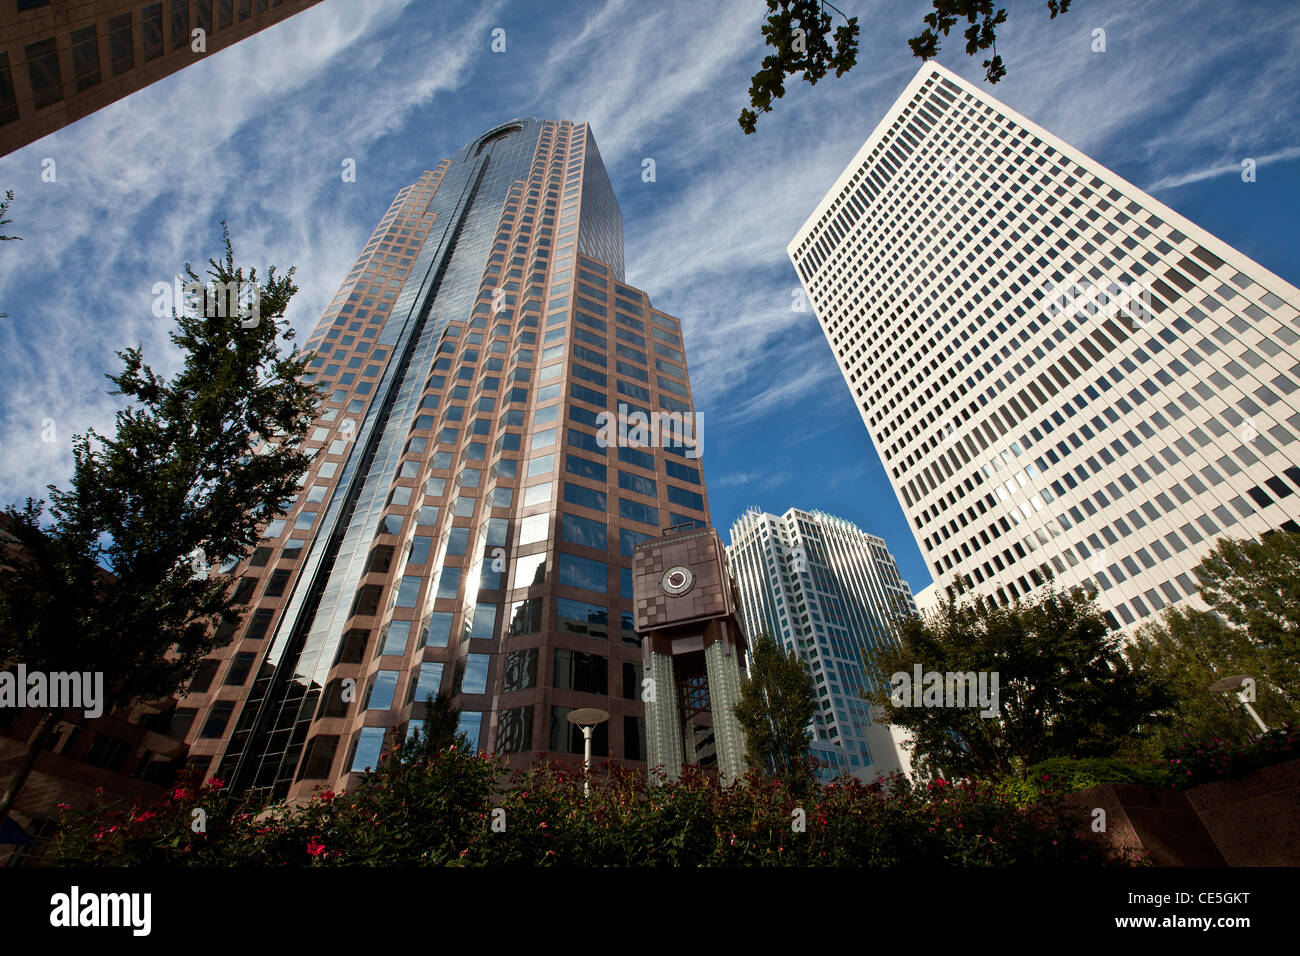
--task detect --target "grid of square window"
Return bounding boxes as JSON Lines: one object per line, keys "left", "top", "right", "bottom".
{"left": 790, "top": 62, "right": 1300, "bottom": 631}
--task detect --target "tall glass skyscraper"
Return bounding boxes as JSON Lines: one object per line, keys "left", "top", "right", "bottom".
{"left": 790, "top": 63, "right": 1300, "bottom": 631}
{"left": 727, "top": 507, "right": 915, "bottom": 781}
{"left": 175, "top": 119, "right": 709, "bottom": 799}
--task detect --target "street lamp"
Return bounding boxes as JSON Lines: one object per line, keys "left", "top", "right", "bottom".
{"left": 566, "top": 707, "right": 609, "bottom": 797}
{"left": 1209, "top": 675, "right": 1269, "bottom": 733}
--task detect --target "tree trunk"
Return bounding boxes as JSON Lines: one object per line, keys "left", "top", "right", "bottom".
{"left": 0, "top": 708, "right": 59, "bottom": 823}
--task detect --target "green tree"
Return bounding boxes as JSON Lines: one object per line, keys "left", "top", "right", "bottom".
{"left": 399, "top": 690, "right": 467, "bottom": 764}
{"left": 1194, "top": 532, "right": 1300, "bottom": 684}
{"left": 740, "top": 1, "right": 1078, "bottom": 134}
{"left": 0, "top": 226, "right": 321, "bottom": 821}
{"left": 1125, "top": 533, "right": 1300, "bottom": 756}
{"left": 734, "top": 632, "right": 818, "bottom": 790}
{"left": 864, "top": 583, "right": 1168, "bottom": 780}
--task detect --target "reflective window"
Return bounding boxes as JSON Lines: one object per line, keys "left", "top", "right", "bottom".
{"left": 408, "top": 662, "right": 444, "bottom": 705}
{"left": 513, "top": 552, "right": 547, "bottom": 589}
{"left": 350, "top": 727, "right": 387, "bottom": 772}
{"left": 462, "top": 654, "right": 491, "bottom": 694}
{"left": 561, "top": 513, "right": 607, "bottom": 549}
{"left": 367, "top": 670, "right": 400, "bottom": 710}
{"left": 469, "top": 604, "right": 498, "bottom": 641}
{"left": 557, "top": 597, "right": 608, "bottom": 639}
{"left": 422, "top": 611, "right": 453, "bottom": 647}
{"left": 436, "top": 566, "right": 462, "bottom": 599}
{"left": 558, "top": 553, "right": 607, "bottom": 593}
{"left": 518, "top": 513, "right": 549, "bottom": 545}
{"left": 378, "top": 619, "right": 410, "bottom": 656}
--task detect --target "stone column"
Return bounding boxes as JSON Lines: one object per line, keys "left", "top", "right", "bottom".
{"left": 645, "top": 651, "right": 683, "bottom": 783}
{"left": 704, "top": 640, "right": 746, "bottom": 785}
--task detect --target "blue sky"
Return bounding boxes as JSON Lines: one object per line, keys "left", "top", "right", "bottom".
{"left": 1, "top": 0, "right": 1297, "bottom": 595}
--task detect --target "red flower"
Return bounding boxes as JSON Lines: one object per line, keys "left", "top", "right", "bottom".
{"left": 306, "top": 837, "right": 327, "bottom": 857}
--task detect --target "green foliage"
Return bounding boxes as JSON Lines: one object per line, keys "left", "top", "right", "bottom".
{"left": 741, "top": 1, "right": 1078, "bottom": 133}
{"left": 1004, "top": 756, "right": 1170, "bottom": 804}
{"left": 864, "top": 583, "right": 1169, "bottom": 780}
{"left": 1126, "top": 533, "right": 1300, "bottom": 757}
{"left": 0, "top": 189, "right": 18, "bottom": 241}
{"left": 0, "top": 225, "right": 320, "bottom": 705}
{"left": 733, "top": 632, "right": 818, "bottom": 792}
{"left": 740, "top": 0, "right": 859, "bottom": 134}
{"left": 51, "top": 742, "right": 505, "bottom": 866}
{"left": 51, "top": 752, "right": 1121, "bottom": 867}
{"left": 908, "top": 1, "right": 1074, "bottom": 82}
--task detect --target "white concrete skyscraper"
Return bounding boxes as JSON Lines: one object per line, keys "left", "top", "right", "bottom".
{"left": 789, "top": 62, "right": 1300, "bottom": 630}
{"left": 727, "top": 507, "right": 915, "bottom": 781}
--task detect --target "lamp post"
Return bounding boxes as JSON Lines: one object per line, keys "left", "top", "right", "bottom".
{"left": 1209, "top": 675, "right": 1269, "bottom": 734}
{"left": 566, "top": 707, "right": 609, "bottom": 797}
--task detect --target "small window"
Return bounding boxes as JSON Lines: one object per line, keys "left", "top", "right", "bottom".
{"left": 199, "top": 701, "right": 234, "bottom": 738}
{"left": 24, "top": 39, "right": 62, "bottom": 109}
{"left": 108, "top": 14, "right": 134, "bottom": 76}
{"left": 171, "top": 0, "right": 190, "bottom": 49}
{"left": 223, "top": 652, "right": 255, "bottom": 685}
{"left": 142, "top": 4, "right": 164, "bottom": 60}
{"left": 70, "top": 26, "right": 101, "bottom": 92}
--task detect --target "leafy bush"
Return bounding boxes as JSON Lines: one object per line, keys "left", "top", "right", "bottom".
{"left": 50, "top": 746, "right": 1123, "bottom": 867}
{"left": 1164, "top": 726, "right": 1300, "bottom": 789}
{"left": 1006, "top": 757, "right": 1170, "bottom": 802}
{"left": 51, "top": 741, "right": 503, "bottom": 866}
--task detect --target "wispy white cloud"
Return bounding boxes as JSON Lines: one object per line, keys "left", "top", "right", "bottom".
{"left": 0, "top": 0, "right": 1296, "bottom": 587}
{"left": 0, "top": 0, "right": 504, "bottom": 503}
{"left": 713, "top": 470, "right": 792, "bottom": 492}
{"left": 1146, "top": 145, "right": 1300, "bottom": 192}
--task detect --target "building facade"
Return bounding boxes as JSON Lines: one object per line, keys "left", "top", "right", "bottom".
{"left": 0, "top": 0, "right": 321, "bottom": 157}
{"left": 176, "top": 118, "right": 710, "bottom": 800}
{"left": 789, "top": 62, "right": 1300, "bottom": 630}
{"left": 727, "top": 507, "right": 915, "bottom": 781}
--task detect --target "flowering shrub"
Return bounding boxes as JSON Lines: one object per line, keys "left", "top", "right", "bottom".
{"left": 1164, "top": 726, "right": 1299, "bottom": 789}
{"left": 51, "top": 747, "right": 1120, "bottom": 866}
{"left": 458, "top": 763, "right": 1113, "bottom": 867}
{"left": 51, "top": 744, "right": 503, "bottom": 867}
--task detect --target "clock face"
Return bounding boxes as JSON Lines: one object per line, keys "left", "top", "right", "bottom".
{"left": 661, "top": 565, "right": 695, "bottom": 596}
